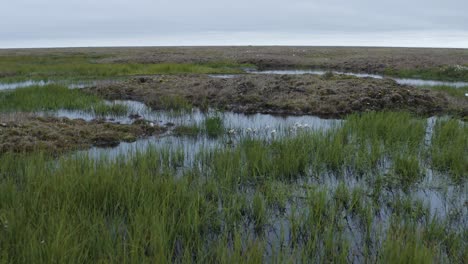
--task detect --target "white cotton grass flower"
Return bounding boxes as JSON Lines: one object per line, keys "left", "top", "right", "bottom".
{"left": 271, "top": 129, "right": 277, "bottom": 135}
{"left": 228, "top": 129, "right": 235, "bottom": 135}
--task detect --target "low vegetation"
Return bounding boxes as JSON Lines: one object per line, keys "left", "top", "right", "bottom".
{"left": 425, "top": 85, "right": 468, "bottom": 98}
{"left": 0, "top": 54, "right": 252, "bottom": 83}
{"left": 384, "top": 65, "right": 468, "bottom": 82}
{"left": 431, "top": 119, "right": 468, "bottom": 182}
{"left": 0, "top": 85, "right": 128, "bottom": 116}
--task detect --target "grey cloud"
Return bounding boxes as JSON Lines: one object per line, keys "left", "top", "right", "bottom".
{"left": 1, "top": 0, "right": 467, "bottom": 47}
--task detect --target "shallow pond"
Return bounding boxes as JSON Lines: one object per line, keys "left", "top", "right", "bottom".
{"left": 39, "top": 100, "right": 340, "bottom": 130}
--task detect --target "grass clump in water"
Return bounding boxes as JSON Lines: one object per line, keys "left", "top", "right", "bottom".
{"left": 204, "top": 114, "right": 224, "bottom": 138}
{"left": 252, "top": 193, "right": 267, "bottom": 232}
{"left": 92, "top": 102, "right": 129, "bottom": 116}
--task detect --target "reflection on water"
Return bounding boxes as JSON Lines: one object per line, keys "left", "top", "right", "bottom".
{"left": 394, "top": 78, "right": 468, "bottom": 88}
{"left": 0, "top": 79, "right": 122, "bottom": 90}
{"left": 39, "top": 100, "right": 341, "bottom": 130}
{"left": 207, "top": 74, "right": 239, "bottom": 79}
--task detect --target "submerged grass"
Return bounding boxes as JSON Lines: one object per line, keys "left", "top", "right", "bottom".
{"left": 0, "top": 55, "right": 252, "bottom": 83}
{"left": 0, "top": 84, "right": 128, "bottom": 116}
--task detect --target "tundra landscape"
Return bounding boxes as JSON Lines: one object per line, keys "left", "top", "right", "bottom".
{"left": 0, "top": 46, "right": 467, "bottom": 263}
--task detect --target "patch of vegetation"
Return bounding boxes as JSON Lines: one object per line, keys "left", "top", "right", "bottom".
{"left": 424, "top": 85, "right": 468, "bottom": 98}
{"left": 384, "top": 65, "right": 468, "bottom": 82}
{"left": 0, "top": 84, "right": 129, "bottom": 116}
{"left": 158, "top": 95, "right": 192, "bottom": 112}
{"left": 430, "top": 119, "right": 467, "bottom": 182}
{"left": 0, "top": 55, "right": 252, "bottom": 83}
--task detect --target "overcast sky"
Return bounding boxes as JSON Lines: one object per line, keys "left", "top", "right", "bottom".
{"left": 1, "top": 0, "right": 468, "bottom": 48}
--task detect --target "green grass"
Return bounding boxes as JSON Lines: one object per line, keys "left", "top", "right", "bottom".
{"left": 392, "top": 154, "right": 422, "bottom": 187}
{"left": 431, "top": 119, "right": 467, "bottom": 182}
{"left": 384, "top": 65, "right": 468, "bottom": 82}
{"left": 424, "top": 85, "right": 468, "bottom": 98}
{"left": 0, "top": 112, "right": 466, "bottom": 263}
{"left": 204, "top": 115, "right": 224, "bottom": 138}
{"left": 158, "top": 95, "right": 193, "bottom": 112}
{"left": 0, "top": 55, "right": 252, "bottom": 83}
{"left": 0, "top": 84, "right": 129, "bottom": 116}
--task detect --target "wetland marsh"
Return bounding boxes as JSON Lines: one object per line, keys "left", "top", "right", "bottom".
{"left": 0, "top": 47, "right": 466, "bottom": 263}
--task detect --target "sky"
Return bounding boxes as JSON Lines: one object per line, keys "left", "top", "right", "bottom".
{"left": 1, "top": 0, "right": 468, "bottom": 48}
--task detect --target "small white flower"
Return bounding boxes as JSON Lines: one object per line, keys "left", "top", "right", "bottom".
{"left": 246, "top": 127, "right": 252, "bottom": 132}
{"left": 149, "top": 122, "right": 155, "bottom": 127}
{"left": 271, "top": 129, "right": 277, "bottom": 134}
{"left": 228, "top": 129, "right": 235, "bottom": 134}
